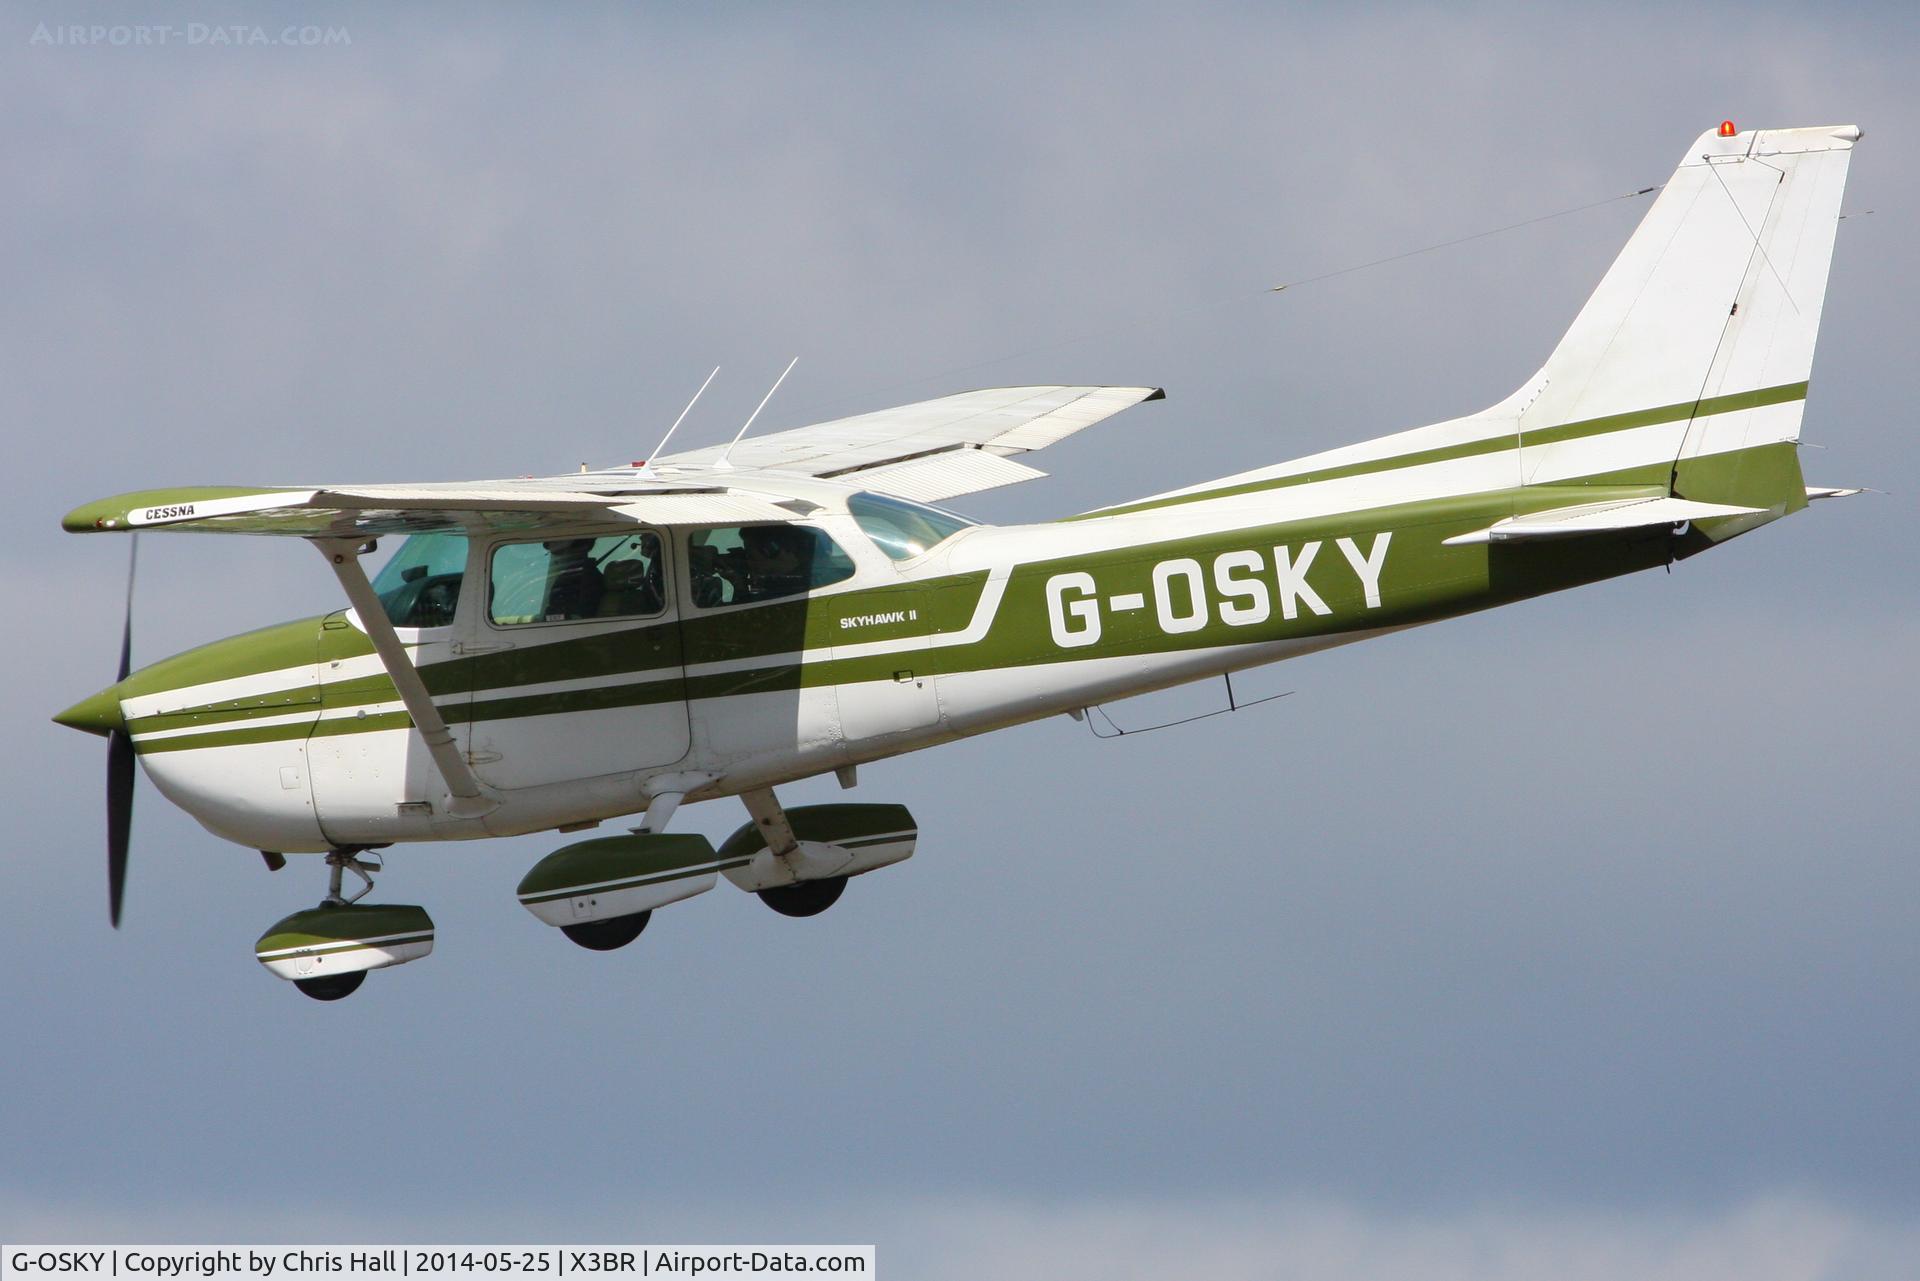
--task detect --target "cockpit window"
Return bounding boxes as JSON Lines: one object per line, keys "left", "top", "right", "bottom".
{"left": 489, "top": 532, "right": 666, "bottom": 625}
{"left": 687, "top": 524, "right": 855, "bottom": 608}
{"left": 370, "top": 532, "right": 468, "bottom": 628}
{"left": 848, "top": 490, "right": 975, "bottom": 561}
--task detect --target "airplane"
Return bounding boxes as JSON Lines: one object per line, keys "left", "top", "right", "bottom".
{"left": 56, "top": 122, "right": 1864, "bottom": 1000}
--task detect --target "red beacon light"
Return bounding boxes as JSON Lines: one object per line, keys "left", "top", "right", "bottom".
{"left": 1718, "top": 120, "right": 1738, "bottom": 138}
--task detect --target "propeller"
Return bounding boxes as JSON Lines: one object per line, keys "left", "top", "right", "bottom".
{"left": 106, "top": 536, "right": 137, "bottom": 928}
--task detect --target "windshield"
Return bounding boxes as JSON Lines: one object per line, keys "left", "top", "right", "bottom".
{"left": 847, "top": 491, "right": 975, "bottom": 561}
{"left": 369, "top": 532, "right": 468, "bottom": 628}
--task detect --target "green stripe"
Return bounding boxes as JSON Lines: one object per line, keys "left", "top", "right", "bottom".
{"left": 122, "top": 573, "right": 993, "bottom": 737}
{"left": 258, "top": 930, "right": 433, "bottom": 959}
{"left": 839, "top": 833, "right": 913, "bottom": 850}
{"left": 518, "top": 858, "right": 751, "bottom": 905}
{"left": 1074, "top": 382, "right": 1809, "bottom": 520}
{"left": 126, "top": 439, "right": 1806, "bottom": 758}
{"left": 717, "top": 804, "right": 918, "bottom": 860}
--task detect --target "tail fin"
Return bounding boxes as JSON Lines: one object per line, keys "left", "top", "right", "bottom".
{"left": 1515, "top": 123, "right": 1859, "bottom": 516}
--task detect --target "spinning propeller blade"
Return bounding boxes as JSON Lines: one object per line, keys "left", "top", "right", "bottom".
{"left": 106, "top": 537, "right": 137, "bottom": 928}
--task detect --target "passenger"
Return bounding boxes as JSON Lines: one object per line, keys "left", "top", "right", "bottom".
{"left": 688, "top": 542, "right": 729, "bottom": 607}
{"left": 541, "top": 539, "right": 605, "bottom": 620}
{"left": 598, "top": 555, "right": 663, "bottom": 616}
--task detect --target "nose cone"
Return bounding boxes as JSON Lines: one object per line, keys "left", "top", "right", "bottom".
{"left": 55, "top": 684, "right": 126, "bottom": 736}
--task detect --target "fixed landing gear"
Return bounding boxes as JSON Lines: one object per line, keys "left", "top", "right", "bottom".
{"left": 322, "top": 848, "right": 379, "bottom": 906}
{"left": 255, "top": 848, "right": 434, "bottom": 1002}
{"left": 294, "top": 971, "right": 366, "bottom": 1002}
{"left": 560, "top": 910, "right": 652, "bottom": 951}
{"left": 757, "top": 875, "right": 847, "bottom": 918}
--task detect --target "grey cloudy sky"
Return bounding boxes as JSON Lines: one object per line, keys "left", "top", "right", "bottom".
{"left": 3, "top": 3, "right": 1917, "bottom": 1278}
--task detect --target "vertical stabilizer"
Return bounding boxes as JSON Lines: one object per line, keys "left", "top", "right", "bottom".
{"left": 1515, "top": 123, "right": 1858, "bottom": 512}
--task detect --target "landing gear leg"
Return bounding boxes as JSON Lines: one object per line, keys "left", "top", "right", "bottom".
{"left": 740, "top": 787, "right": 850, "bottom": 918}
{"left": 321, "top": 848, "right": 381, "bottom": 905}
{"left": 256, "top": 848, "right": 428, "bottom": 1003}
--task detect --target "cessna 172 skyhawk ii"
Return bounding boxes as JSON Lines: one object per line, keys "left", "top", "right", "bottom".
{"left": 57, "top": 122, "right": 1863, "bottom": 999}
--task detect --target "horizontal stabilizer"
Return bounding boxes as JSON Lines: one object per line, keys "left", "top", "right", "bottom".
{"left": 1443, "top": 496, "right": 1765, "bottom": 546}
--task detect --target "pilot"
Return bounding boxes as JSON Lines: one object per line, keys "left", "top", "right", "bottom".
{"left": 541, "top": 539, "right": 605, "bottom": 620}
{"left": 739, "top": 524, "right": 813, "bottom": 601}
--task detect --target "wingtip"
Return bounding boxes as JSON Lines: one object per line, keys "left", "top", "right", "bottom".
{"left": 62, "top": 499, "right": 121, "bottom": 532}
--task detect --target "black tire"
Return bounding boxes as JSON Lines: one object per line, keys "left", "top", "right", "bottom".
{"left": 757, "top": 876, "right": 847, "bottom": 918}
{"left": 561, "top": 910, "right": 652, "bottom": 951}
{"left": 293, "top": 971, "right": 366, "bottom": 1002}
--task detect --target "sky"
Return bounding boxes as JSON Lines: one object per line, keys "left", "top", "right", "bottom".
{"left": 3, "top": 3, "right": 1917, "bottom": 1278}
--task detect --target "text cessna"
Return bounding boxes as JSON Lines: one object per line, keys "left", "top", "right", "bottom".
{"left": 1045, "top": 533, "right": 1391, "bottom": 647}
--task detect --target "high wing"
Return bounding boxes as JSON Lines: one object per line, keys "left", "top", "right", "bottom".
{"left": 62, "top": 385, "right": 1165, "bottom": 536}
{"left": 654, "top": 384, "right": 1165, "bottom": 500}
{"left": 61, "top": 480, "right": 806, "bottom": 538}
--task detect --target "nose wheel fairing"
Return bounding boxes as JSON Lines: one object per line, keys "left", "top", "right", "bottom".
{"left": 254, "top": 850, "right": 433, "bottom": 1000}
{"left": 254, "top": 901, "right": 435, "bottom": 989}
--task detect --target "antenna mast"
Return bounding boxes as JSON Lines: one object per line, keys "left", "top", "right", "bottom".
{"left": 639, "top": 366, "right": 720, "bottom": 474}
{"left": 717, "top": 356, "right": 798, "bottom": 469}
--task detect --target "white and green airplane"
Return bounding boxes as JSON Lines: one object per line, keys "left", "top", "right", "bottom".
{"left": 57, "top": 122, "right": 1863, "bottom": 1000}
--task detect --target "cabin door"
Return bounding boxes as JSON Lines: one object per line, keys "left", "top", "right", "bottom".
{"left": 462, "top": 529, "right": 691, "bottom": 791}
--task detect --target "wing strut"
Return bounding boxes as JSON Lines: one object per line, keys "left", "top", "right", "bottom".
{"left": 314, "top": 538, "right": 498, "bottom": 820}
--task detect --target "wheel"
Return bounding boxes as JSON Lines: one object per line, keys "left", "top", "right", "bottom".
{"left": 561, "top": 910, "right": 652, "bottom": 951}
{"left": 757, "top": 875, "right": 847, "bottom": 918}
{"left": 293, "top": 971, "right": 366, "bottom": 1001}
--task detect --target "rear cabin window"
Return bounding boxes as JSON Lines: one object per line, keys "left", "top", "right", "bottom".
{"left": 847, "top": 490, "right": 975, "bottom": 561}
{"left": 488, "top": 532, "right": 666, "bottom": 625}
{"left": 687, "top": 525, "right": 855, "bottom": 608}
{"left": 371, "top": 531, "right": 468, "bottom": 628}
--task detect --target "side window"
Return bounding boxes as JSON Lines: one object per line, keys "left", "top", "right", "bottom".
{"left": 848, "top": 490, "right": 975, "bottom": 561}
{"left": 489, "top": 532, "right": 666, "bottom": 626}
{"left": 687, "top": 525, "right": 855, "bottom": 608}
{"left": 371, "top": 531, "right": 468, "bottom": 628}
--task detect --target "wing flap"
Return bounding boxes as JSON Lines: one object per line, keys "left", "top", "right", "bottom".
{"left": 1443, "top": 496, "right": 1766, "bottom": 545}
{"left": 655, "top": 384, "right": 1162, "bottom": 477}
{"left": 852, "top": 449, "right": 1047, "bottom": 502}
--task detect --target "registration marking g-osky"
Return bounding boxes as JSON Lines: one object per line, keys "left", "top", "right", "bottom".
{"left": 1044, "top": 533, "right": 1392, "bottom": 649}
